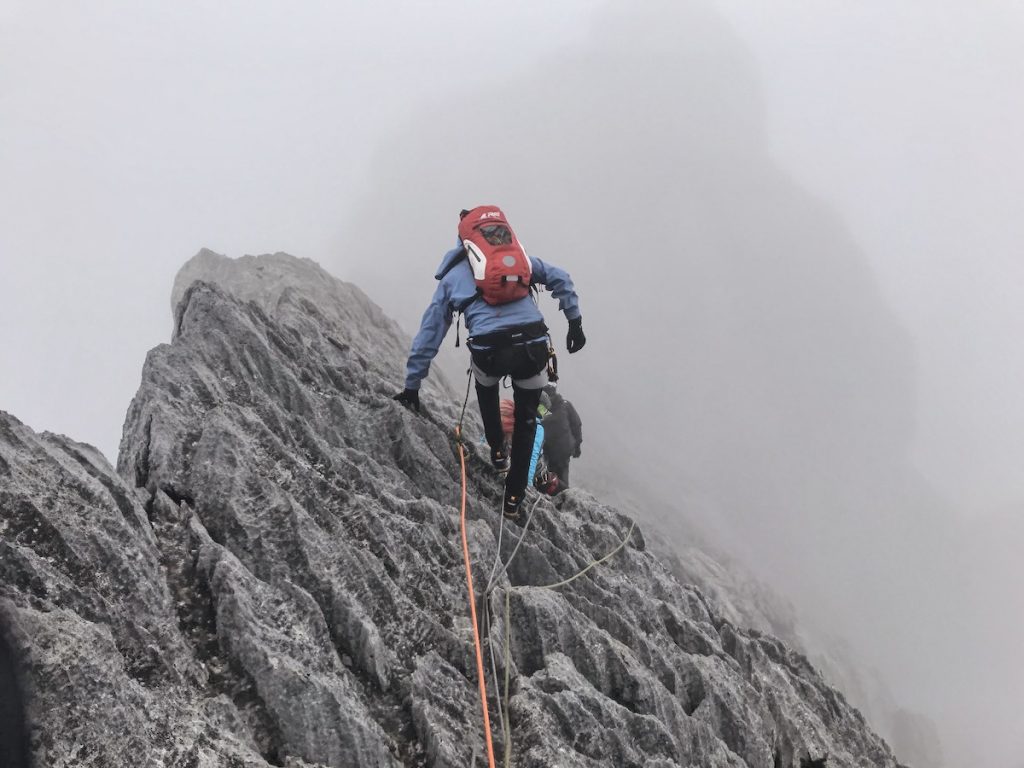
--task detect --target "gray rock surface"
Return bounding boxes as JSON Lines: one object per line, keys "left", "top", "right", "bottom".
{"left": 0, "top": 415, "right": 272, "bottom": 767}
{"left": 0, "top": 250, "right": 906, "bottom": 767}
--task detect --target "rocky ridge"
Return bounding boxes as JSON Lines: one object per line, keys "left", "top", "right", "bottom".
{"left": 0, "top": 250, "right": 905, "bottom": 767}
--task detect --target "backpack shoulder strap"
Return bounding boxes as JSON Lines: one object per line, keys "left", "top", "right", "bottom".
{"left": 436, "top": 248, "right": 467, "bottom": 280}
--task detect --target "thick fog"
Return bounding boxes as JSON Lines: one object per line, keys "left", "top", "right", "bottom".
{"left": 2, "top": 2, "right": 1022, "bottom": 765}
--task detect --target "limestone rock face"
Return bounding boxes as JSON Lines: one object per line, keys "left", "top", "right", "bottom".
{"left": 0, "top": 415, "right": 273, "bottom": 767}
{"left": 1, "top": 250, "right": 905, "bottom": 767}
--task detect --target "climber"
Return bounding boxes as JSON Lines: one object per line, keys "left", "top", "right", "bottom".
{"left": 394, "top": 205, "right": 585, "bottom": 519}
{"left": 539, "top": 384, "right": 582, "bottom": 490}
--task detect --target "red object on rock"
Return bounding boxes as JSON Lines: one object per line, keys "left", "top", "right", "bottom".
{"left": 500, "top": 399, "right": 515, "bottom": 439}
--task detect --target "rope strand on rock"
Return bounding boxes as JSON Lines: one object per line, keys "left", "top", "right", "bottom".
{"left": 452, "top": 369, "right": 636, "bottom": 767}
{"left": 485, "top": 495, "right": 541, "bottom": 597}
{"left": 455, "top": 421, "right": 497, "bottom": 768}
{"left": 495, "top": 517, "right": 636, "bottom": 766}
{"left": 458, "top": 367, "right": 473, "bottom": 434}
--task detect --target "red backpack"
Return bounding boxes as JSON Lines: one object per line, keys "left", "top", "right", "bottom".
{"left": 458, "top": 205, "right": 533, "bottom": 305}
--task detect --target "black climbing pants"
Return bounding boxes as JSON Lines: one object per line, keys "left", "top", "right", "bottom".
{"left": 476, "top": 382, "right": 542, "bottom": 502}
{"left": 546, "top": 455, "right": 570, "bottom": 489}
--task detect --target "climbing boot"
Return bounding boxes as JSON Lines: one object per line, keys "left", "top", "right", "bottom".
{"left": 534, "top": 470, "right": 563, "bottom": 496}
{"left": 503, "top": 492, "right": 523, "bottom": 521}
{"left": 490, "top": 445, "right": 510, "bottom": 473}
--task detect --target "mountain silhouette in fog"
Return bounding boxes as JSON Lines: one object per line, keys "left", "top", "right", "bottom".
{"left": 341, "top": 4, "right": 949, "bottom": 764}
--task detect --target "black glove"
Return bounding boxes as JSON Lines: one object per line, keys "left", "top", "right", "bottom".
{"left": 394, "top": 388, "right": 420, "bottom": 412}
{"left": 567, "top": 317, "right": 586, "bottom": 354}
{"left": 572, "top": 443, "right": 582, "bottom": 459}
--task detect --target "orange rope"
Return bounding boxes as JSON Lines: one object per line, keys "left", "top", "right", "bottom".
{"left": 456, "top": 426, "right": 497, "bottom": 768}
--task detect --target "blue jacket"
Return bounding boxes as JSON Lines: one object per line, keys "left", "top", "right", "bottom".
{"left": 404, "top": 243, "right": 581, "bottom": 390}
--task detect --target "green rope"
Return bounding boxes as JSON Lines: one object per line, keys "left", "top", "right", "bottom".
{"left": 483, "top": 596, "right": 504, "bottom": 743}
{"left": 455, "top": 363, "right": 639, "bottom": 765}
{"left": 485, "top": 494, "right": 542, "bottom": 596}
{"left": 492, "top": 515, "right": 638, "bottom": 766}
{"left": 539, "top": 519, "right": 637, "bottom": 590}
{"left": 504, "top": 587, "right": 512, "bottom": 768}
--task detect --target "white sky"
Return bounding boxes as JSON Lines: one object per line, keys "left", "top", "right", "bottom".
{"left": 2, "top": 2, "right": 1022, "bottom": 765}
{"left": 715, "top": 0, "right": 1024, "bottom": 518}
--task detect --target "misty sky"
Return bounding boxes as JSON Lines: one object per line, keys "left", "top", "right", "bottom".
{"left": 2, "top": 2, "right": 1023, "bottom": 766}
